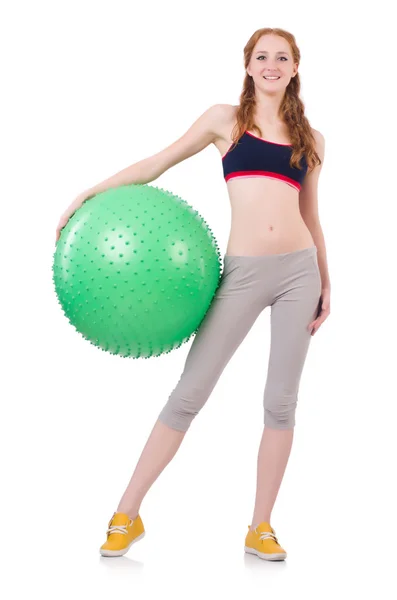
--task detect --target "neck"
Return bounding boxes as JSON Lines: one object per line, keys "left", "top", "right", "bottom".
{"left": 253, "top": 92, "right": 284, "bottom": 124}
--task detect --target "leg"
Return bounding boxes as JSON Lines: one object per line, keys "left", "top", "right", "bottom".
{"left": 250, "top": 427, "right": 294, "bottom": 528}
{"left": 251, "top": 252, "right": 321, "bottom": 527}
{"left": 117, "top": 419, "right": 186, "bottom": 517}
{"left": 157, "top": 258, "right": 266, "bottom": 432}
{"left": 118, "top": 257, "right": 266, "bottom": 517}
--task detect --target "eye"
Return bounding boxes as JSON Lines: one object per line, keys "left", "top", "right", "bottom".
{"left": 257, "top": 56, "right": 287, "bottom": 61}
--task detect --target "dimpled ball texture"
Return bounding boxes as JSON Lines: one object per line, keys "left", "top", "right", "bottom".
{"left": 52, "top": 184, "right": 222, "bottom": 358}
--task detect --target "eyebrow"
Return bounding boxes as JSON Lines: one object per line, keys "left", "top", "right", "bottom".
{"left": 255, "top": 51, "right": 289, "bottom": 55}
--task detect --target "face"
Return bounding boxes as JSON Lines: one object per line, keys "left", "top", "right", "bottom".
{"left": 247, "top": 35, "right": 298, "bottom": 90}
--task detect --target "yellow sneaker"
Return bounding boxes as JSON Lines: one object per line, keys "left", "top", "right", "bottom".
{"left": 100, "top": 512, "right": 145, "bottom": 557}
{"left": 244, "top": 521, "right": 287, "bottom": 561}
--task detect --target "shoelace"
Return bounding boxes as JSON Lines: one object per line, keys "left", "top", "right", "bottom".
{"left": 107, "top": 520, "right": 133, "bottom": 536}
{"left": 259, "top": 530, "right": 278, "bottom": 542}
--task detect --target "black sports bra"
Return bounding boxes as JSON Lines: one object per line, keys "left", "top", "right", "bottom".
{"left": 222, "top": 130, "right": 308, "bottom": 191}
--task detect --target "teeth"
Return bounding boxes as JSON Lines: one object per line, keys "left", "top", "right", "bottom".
{"left": 264, "top": 76, "right": 280, "bottom": 80}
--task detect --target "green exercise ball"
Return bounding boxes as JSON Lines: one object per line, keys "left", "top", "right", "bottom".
{"left": 52, "top": 184, "right": 222, "bottom": 358}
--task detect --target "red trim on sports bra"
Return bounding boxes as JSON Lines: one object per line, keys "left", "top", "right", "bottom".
{"left": 221, "top": 142, "right": 234, "bottom": 160}
{"left": 244, "top": 130, "right": 292, "bottom": 146}
{"left": 221, "top": 130, "right": 293, "bottom": 160}
{"left": 224, "top": 170, "right": 301, "bottom": 191}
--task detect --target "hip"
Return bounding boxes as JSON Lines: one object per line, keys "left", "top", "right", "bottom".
{"left": 218, "top": 245, "right": 321, "bottom": 306}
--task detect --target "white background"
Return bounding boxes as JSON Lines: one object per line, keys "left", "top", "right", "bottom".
{"left": 2, "top": 0, "right": 396, "bottom": 597}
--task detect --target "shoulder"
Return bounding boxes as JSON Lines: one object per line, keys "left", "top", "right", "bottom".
{"left": 311, "top": 128, "right": 325, "bottom": 147}
{"left": 311, "top": 127, "right": 325, "bottom": 145}
{"left": 207, "top": 103, "right": 237, "bottom": 122}
{"left": 206, "top": 104, "right": 238, "bottom": 140}
{"left": 311, "top": 128, "right": 325, "bottom": 160}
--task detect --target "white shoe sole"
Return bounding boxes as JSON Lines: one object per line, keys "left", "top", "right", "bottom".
{"left": 100, "top": 532, "right": 146, "bottom": 557}
{"left": 244, "top": 546, "right": 287, "bottom": 561}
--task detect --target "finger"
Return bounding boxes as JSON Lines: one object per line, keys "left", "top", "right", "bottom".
{"left": 312, "top": 324, "right": 319, "bottom": 335}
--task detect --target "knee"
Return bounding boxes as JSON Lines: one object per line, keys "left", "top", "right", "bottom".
{"left": 263, "top": 390, "right": 297, "bottom": 429}
{"left": 157, "top": 383, "right": 210, "bottom": 433}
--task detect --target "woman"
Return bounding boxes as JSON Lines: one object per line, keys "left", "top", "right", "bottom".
{"left": 56, "top": 27, "right": 331, "bottom": 561}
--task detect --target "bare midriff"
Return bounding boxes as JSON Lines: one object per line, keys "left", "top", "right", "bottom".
{"left": 224, "top": 176, "right": 314, "bottom": 256}
{"left": 214, "top": 106, "right": 315, "bottom": 257}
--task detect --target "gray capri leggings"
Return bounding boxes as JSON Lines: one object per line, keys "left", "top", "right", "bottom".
{"left": 157, "top": 245, "right": 322, "bottom": 432}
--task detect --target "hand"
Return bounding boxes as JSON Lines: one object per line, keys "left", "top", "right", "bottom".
{"left": 55, "top": 192, "right": 92, "bottom": 244}
{"left": 308, "top": 287, "right": 330, "bottom": 336}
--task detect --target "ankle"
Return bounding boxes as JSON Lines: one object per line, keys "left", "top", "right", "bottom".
{"left": 117, "top": 506, "right": 140, "bottom": 520}
{"left": 251, "top": 518, "right": 271, "bottom": 531}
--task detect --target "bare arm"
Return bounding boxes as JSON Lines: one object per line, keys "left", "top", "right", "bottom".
{"left": 56, "top": 104, "right": 227, "bottom": 242}
{"left": 83, "top": 103, "right": 226, "bottom": 199}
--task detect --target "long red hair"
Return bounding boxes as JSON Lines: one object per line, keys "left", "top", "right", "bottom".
{"left": 230, "top": 27, "right": 321, "bottom": 173}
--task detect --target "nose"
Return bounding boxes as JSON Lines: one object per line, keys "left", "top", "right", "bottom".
{"left": 264, "top": 61, "right": 280, "bottom": 71}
